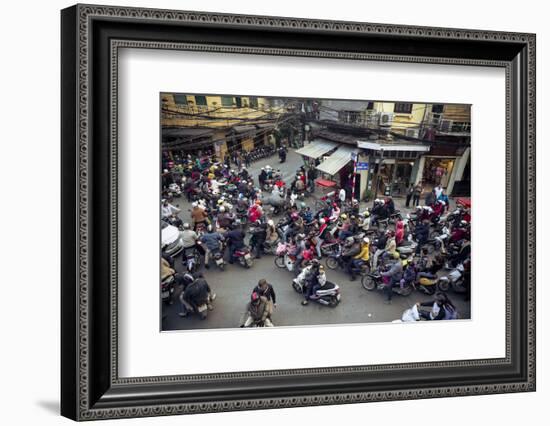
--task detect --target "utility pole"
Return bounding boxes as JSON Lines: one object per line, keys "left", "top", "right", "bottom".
{"left": 373, "top": 148, "right": 384, "bottom": 199}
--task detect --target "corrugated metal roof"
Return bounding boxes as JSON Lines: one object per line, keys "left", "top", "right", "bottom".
{"left": 233, "top": 125, "right": 257, "bottom": 133}
{"left": 357, "top": 140, "right": 430, "bottom": 152}
{"left": 316, "top": 145, "right": 358, "bottom": 176}
{"left": 295, "top": 139, "right": 338, "bottom": 159}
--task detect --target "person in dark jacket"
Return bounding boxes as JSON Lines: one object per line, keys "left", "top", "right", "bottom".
{"left": 414, "top": 219, "right": 430, "bottom": 254}
{"left": 249, "top": 220, "right": 267, "bottom": 259}
{"left": 224, "top": 227, "right": 246, "bottom": 264}
{"left": 179, "top": 274, "right": 215, "bottom": 317}
{"left": 253, "top": 279, "right": 277, "bottom": 307}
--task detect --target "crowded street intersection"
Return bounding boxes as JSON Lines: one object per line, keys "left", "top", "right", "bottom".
{"left": 161, "top": 149, "right": 471, "bottom": 331}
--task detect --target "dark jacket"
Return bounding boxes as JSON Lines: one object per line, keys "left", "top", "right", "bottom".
{"left": 184, "top": 278, "right": 211, "bottom": 306}
{"left": 224, "top": 229, "right": 245, "bottom": 248}
{"left": 253, "top": 284, "right": 277, "bottom": 304}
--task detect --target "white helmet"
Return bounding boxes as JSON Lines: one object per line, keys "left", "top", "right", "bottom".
{"left": 191, "top": 202, "right": 198, "bottom": 207}
{"left": 183, "top": 223, "right": 190, "bottom": 229}
{"left": 319, "top": 218, "right": 326, "bottom": 224}
{"left": 267, "top": 219, "right": 274, "bottom": 226}
{"left": 219, "top": 206, "right": 225, "bottom": 213}
{"left": 363, "top": 237, "right": 370, "bottom": 244}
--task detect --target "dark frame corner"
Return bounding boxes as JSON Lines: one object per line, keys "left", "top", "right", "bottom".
{"left": 61, "top": 4, "right": 536, "bottom": 421}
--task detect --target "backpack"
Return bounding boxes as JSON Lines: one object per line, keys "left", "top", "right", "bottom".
{"left": 443, "top": 304, "right": 458, "bottom": 320}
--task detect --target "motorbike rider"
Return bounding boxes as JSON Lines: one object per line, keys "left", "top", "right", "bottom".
{"left": 161, "top": 199, "right": 181, "bottom": 219}
{"left": 249, "top": 219, "right": 268, "bottom": 259}
{"left": 337, "top": 214, "right": 353, "bottom": 240}
{"left": 190, "top": 201, "right": 209, "bottom": 231}
{"left": 349, "top": 236, "right": 370, "bottom": 281}
{"left": 200, "top": 225, "right": 224, "bottom": 269}
{"left": 248, "top": 199, "right": 263, "bottom": 223}
{"left": 178, "top": 273, "right": 216, "bottom": 318}
{"left": 395, "top": 220, "right": 405, "bottom": 245}
{"left": 301, "top": 263, "right": 328, "bottom": 305}
{"left": 265, "top": 219, "right": 278, "bottom": 246}
{"left": 446, "top": 239, "right": 471, "bottom": 269}
{"left": 181, "top": 222, "right": 200, "bottom": 257}
{"left": 414, "top": 218, "right": 430, "bottom": 254}
{"left": 258, "top": 167, "right": 267, "bottom": 188}
{"left": 416, "top": 292, "right": 457, "bottom": 320}
{"left": 223, "top": 225, "right": 246, "bottom": 264}
{"left": 341, "top": 236, "right": 361, "bottom": 276}
{"left": 241, "top": 291, "right": 274, "bottom": 327}
{"left": 216, "top": 205, "right": 234, "bottom": 231}
{"left": 371, "top": 230, "right": 388, "bottom": 270}
{"left": 252, "top": 278, "right": 277, "bottom": 307}
{"left": 283, "top": 212, "right": 304, "bottom": 242}
{"left": 380, "top": 252, "right": 403, "bottom": 304}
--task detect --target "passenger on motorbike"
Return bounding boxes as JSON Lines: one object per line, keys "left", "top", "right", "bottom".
{"left": 416, "top": 292, "right": 457, "bottom": 320}
{"left": 190, "top": 202, "right": 209, "bottom": 231}
{"left": 223, "top": 226, "right": 246, "bottom": 264}
{"left": 181, "top": 223, "right": 200, "bottom": 256}
{"left": 341, "top": 236, "right": 361, "bottom": 275}
{"left": 178, "top": 274, "right": 216, "bottom": 318}
{"left": 200, "top": 225, "right": 224, "bottom": 269}
{"left": 349, "top": 237, "right": 370, "bottom": 281}
{"left": 249, "top": 220, "right": 268, "bottom": 259}
{"left": 301, "top": 264, "right": 327, "bottom": 305}
{"left": 241, "top": 291, "right": 274, "bottom": 327}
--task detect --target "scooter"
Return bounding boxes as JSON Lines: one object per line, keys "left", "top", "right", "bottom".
{"left": 437, "top": 263, "right": 467, "bottom": 293}
{"left": 292, "top": 266, "right": 341, "bottom": 307}
{"left": 161, "top": 275, "right": 175, "bottom": 305}
{"left": 274, "top": 242, "right": 297, "bottom": 272}
{"left": 211, "top": 247, "right": 225, "bottom": 271}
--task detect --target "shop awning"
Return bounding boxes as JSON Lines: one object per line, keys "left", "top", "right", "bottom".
{"left": 295, "top": 139, "right": 337, "bottom": 159}
{"left": 357, "top": 140, "right": 431, "bottom": 152}
{"left": 316, "top": 146, "right": 358, "bottom": 176}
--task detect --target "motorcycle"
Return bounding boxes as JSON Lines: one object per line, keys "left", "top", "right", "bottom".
{"left": 211, "top": 247, "right": 225, "bottom": 271}
{"left": 168, "top": 182, "right": 182, "bottom": 198}
{"left": 274, "top": 242, "right": 297, "bottom": 272}
{"left": 292, "top": 266, "right": 341, "bottom": 307}
{"left": 178, "top": 292, "right": 211, "bottom": 320}
{"left": 325, "top": 245, "right": 370, "bottom": 277}
{"left": 437, "top": 263, "right": 467, "bottom": 293}
{"left": 361, "top": 271, "right": 414, "bottom": 297}
{"left": 161, "top": 275, "right": 175, "bottom": 305}
{"left": 413, "top": 273, "right": 448, "bottom": 295}
{"left": 233, "top": 246, "right": 254, "bottom": 268}
{"left": 183, "top": 247, "right": 202, "bottom": 273}
{"left": 262, "top": 238, "right": 280, "bottom": 255}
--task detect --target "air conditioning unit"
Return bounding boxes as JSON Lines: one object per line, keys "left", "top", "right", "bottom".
{"left": 430, "top": 113, "right": 442, "bottom": 126}
{"left": 379, "top": 112, "right": 394, "bottom": 127}
{"left": 405, "top": 128, "right": 420, "bottom": 138}
{"left": 439, "top": 119, "right": 453, "bottom": 132}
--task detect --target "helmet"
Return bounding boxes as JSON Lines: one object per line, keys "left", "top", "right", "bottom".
{"left": 340, "top": 214, "right": 348, "bottom": 220}
{"left": 300, "top": 202, "right": 306, "bottom": 209}
{"left": 460, "top": 220, "right": 468, "bottom": 226}
{"left": 319, "top": 218, "right": 326, "bottom": 224}
{"left": 219, "top": 206, "right": 225, "bottom": 212}
{"left": 363, "top": 237, "right": 370, "bottom": 244}
{"left": 163, "top": 169, "right": 168, "bottom": 173}
{"left": 297, "top": 233, "right": 305, "bottom": 240}
{"left": 267, "top": 219, "right": 274, "bottom": 226}
{"left": 161, "top": 199, "right": 166, "bottom": 204}
{"left": 352, "top": 198, "right": 359, "bottom": 204}
{"left": 207, "top": 224, "right": 213, "bottom": 232}
{"left": 392, "top": 252, "right": 400, "bottom": 259}
{"left": 255, "top": 219, "right": 262, "bottom": 225}
{"left": 217, "top": 199, "right": 224, "bottom": 205}
{"left": 191, "top": 202, "right": 198, "bottom": 207}
{"left": 183, "top": 223, "right": 190, "bottom": 229}
{"left": 345, "top": 236, "right": 355, "bottom": 245}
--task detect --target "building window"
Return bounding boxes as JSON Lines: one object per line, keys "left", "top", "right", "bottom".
{"left": 394, "top": 103, "right": 413, "bottom": 114}
{"left": 249, "top": 97, "right": 258, "bottom": 108}
{"left": 338, "top": 110, "right": 362, "bottom": 124}
{"left": 221, "top": 96, "right": 234, "bottom": 107}
{"left": 173, "top": 94, "right": 188, "bottom": 105}
{"left": 431, "top": 104, "right": 444, "bottom": 114}
{"left": 366, "top": 102, "right": 374, "bottom": 110}
{"left": 194, "top": 95, "right": 207, "bottom": 106}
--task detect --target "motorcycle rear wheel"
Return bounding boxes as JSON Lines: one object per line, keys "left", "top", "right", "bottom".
{"left": 361, "top": 276, "right": 376, "bottom": 291}
{"left": 437, "top": 279, "right": 450, "bottom": 292}
{"left": 328, "top": 296, "right": 340, "bottom": 307}
{"left": 274, "top": 256, "right": 285, "bottom": 268}
{"left": 399, "top": 285, "right": 414, "bottom": 297}
{"left": 325, "top": 257, "right": 339, "bottom": 270}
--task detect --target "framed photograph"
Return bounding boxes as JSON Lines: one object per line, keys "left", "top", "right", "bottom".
{"left": 61, "top": 4, "right": 536, "bottom": 421}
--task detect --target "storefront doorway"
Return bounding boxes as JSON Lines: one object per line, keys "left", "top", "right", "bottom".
{"left": 422, "top": 157, "right": 456, "bottom": 191}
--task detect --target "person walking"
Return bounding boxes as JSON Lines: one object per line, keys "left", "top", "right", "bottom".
{"left": 412, "top": 182, "right": 423, "bottom": 207}
{"left": 405, "top": 183, "right": 414, "bottom": 208}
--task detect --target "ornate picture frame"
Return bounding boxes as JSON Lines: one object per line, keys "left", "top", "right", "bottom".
{"left": 61, "top": 4, "right": 535, "bottom": 420}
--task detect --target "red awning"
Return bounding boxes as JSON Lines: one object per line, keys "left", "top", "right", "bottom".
{"left": 315, "top": 178, "right": 337, "bottom": 188}
{"left": 455, "top": 197, "right": 471, "bottom": 208}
